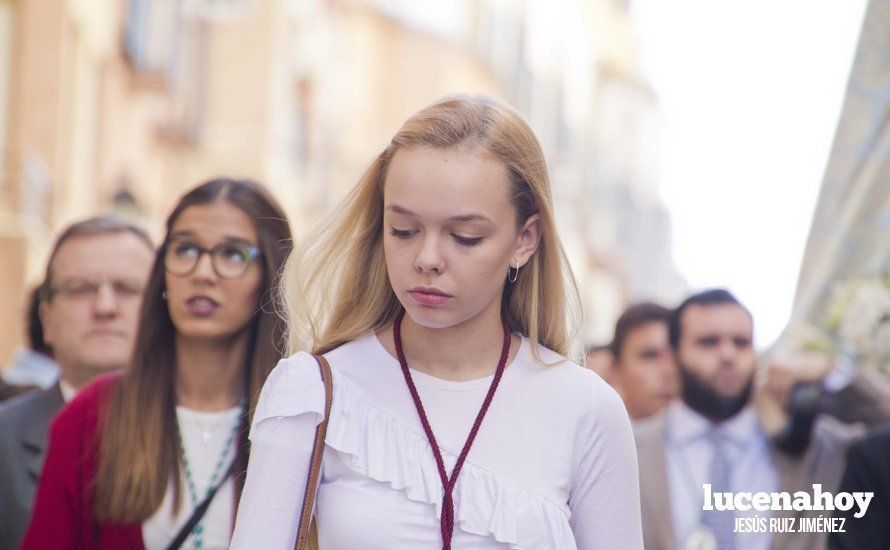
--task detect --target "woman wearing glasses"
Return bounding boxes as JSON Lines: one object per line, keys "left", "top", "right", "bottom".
{"left": 23, "top": 179, "right": 293, "bottom": 549}
{"left": 231, "top": 96, "right": 642, "bottom": 549}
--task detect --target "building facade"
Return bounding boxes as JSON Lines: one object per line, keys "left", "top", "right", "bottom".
{"left": 0, "top": 0, "right": 683, "bottom": 363}
{"left": 786, "top": 0, "right": 890, "bottom": 361}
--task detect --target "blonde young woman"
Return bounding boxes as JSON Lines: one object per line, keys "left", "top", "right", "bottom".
{"left": 231, "top": 96, "right": 642, "bottom": 549}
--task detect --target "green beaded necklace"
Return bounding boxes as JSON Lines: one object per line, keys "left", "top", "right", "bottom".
{"left": 177, "top": 402, "right": 243, "bottom": 549}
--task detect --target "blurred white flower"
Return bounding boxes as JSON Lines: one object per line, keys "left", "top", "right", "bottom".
{"left": 831, "top": 277, "right": 890, "bottom": 374}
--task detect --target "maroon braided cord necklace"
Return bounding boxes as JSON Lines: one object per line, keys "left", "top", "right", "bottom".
{"left": 393, "top": 309, "right": 512, "bottom": 550}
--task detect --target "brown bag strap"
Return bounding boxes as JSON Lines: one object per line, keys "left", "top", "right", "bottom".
{"left": 295, "top": 355, "right": 333, "bottom": 550}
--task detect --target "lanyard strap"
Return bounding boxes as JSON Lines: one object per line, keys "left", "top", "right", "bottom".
{"left": 393, "top": 310, "right": 511, "bottom": 550}
{"left": 165, "top": 460, "right": 236, "bottom": 550}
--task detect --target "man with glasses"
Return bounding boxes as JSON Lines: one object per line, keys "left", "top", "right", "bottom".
{"left": 0, "top": 215, "right": 153, "bottom": 549}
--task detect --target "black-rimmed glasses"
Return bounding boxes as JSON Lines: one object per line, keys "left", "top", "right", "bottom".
{"left": 163, "top": 239, "right": 262, "bottom": 279}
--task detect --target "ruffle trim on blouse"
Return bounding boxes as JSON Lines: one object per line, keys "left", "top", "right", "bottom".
{"left": 253, "top": 352, "right": 577, "bottom": 550}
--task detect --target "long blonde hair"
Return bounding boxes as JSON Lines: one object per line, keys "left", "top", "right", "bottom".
{"left": 283, "top": 95, "right": 581, "bottom": 360}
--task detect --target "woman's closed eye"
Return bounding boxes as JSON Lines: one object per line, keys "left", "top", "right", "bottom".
{"left": 389, "top": 228, "right": 417, "bottom": 239}
{"left": 388, "top": 226, "right": 482, "bottom": 247}
{"left": 451, "top": 234, "right": 482, "bottom": 247}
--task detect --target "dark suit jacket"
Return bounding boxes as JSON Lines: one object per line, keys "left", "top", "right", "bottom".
{"left": 0, "top": 379, "right": 37, "bottom": 402}
{"left": 634, "top": 369, "right": 890, "bottom": 550}
{"left": 0, "top": 384, "right": 64, "bottom": 549}
{"left": 829, "top": 427, "right": 890, "bottom": 550}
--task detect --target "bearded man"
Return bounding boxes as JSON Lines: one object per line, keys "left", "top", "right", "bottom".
{"left": 634, "top": 289, "right": 890, "bottom": 550}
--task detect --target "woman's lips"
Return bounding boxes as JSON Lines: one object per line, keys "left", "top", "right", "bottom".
{"left": 84, "top": 328, "right": 126, "bottom": 339}
{"left": 185, "top": 296, "right": 219, "bottom": 316}
{"left": 408, "top": 289, "right": 451, "bottom": 306}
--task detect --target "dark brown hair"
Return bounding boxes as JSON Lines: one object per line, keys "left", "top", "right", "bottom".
{"left": 610, "top": 302, "right": 671, "bottom": 362}
{"left": 668, "top": 288, "right": 751, "bottom": 350}
{"left": 94, "top": 178, "right": 293, "bottom": 522}
{"left": 26, "top": 286, "right": 52, "bottom": 357}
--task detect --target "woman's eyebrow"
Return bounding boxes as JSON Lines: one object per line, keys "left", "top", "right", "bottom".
{"left": 222, "top": 236, "right": 255, "bottom": 245}
{"left": 448, "top": 213, "right": 492, "bottom": 224}
{"left": 385, "top": 204, "right": 492, "bottom": 224}
{"left": 384, "top": 204, "right": 417, "bottom": 217}
{"left": 168, "top": 231, "right": 254, "bottom": 244}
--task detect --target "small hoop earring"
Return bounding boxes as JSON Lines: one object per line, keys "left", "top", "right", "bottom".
{"left": 508, "top": 260, "right": 519, "bottom": 283}
{"left": 162, "top": 291, "right": 168, "bottom": 300}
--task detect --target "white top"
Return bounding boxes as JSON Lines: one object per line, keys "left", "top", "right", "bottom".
{"left": 2, "top": 347, "right": 59, "bottom": 388}
{"left": 59, "top": 378, "right": 78, "bottom": 402}
{"left": 142, "top": 405, "right": 242, "bottom": 550}
{"left": 231, "top": 332, "right": 642, "bottom": 549}
{"left": 665, "top": 401, "right": 778, "bottom": 550}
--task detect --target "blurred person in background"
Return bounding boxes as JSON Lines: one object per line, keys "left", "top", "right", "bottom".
{"left": 231, "top": 96, "right": 642, "bottom": 549}
{"left": 634, "top": 288, "right": 890, "bottom": 550}
{"left": 584, "top": 343, "right": 615, "bottom": 382}
{"left": 23, "top": 179, "right": 293, "bottom": 550}
{"left": 608, "top": 302, "right": 678, "bottom": 421}
{"left": 1, "top": 286, "right": 60, "bottom": 394}
{"left": 829, "top": 425, "right": 890, "bottom": 549}
{"left": 0, "top": 216, "right": 154, "bottom": 549}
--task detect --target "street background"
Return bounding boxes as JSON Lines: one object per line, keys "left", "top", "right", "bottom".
{"left": 0, "top": 0, "right": 887, "bottom": 368}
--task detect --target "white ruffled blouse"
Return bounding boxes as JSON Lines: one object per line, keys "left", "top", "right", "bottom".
{"left": 230, "top": 333, "right": 642, "bottom": 549}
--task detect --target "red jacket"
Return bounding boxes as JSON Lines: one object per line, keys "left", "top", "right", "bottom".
{"left": 22, "top": 374, "right": 144, "bottom": 549}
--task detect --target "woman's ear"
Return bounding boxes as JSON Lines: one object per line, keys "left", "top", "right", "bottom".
{"left": 513, "top": 213, "right": 541, "bottom": 267}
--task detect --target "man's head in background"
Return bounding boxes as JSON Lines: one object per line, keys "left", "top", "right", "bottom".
{"left": 669, "top": 288, "right": 755, "bottom": 423}
{"left": 38, "top": 216, "right": 154, "bottom": 388}
{"left": 609, "top": 302, "right": 678, "bottom": 420}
